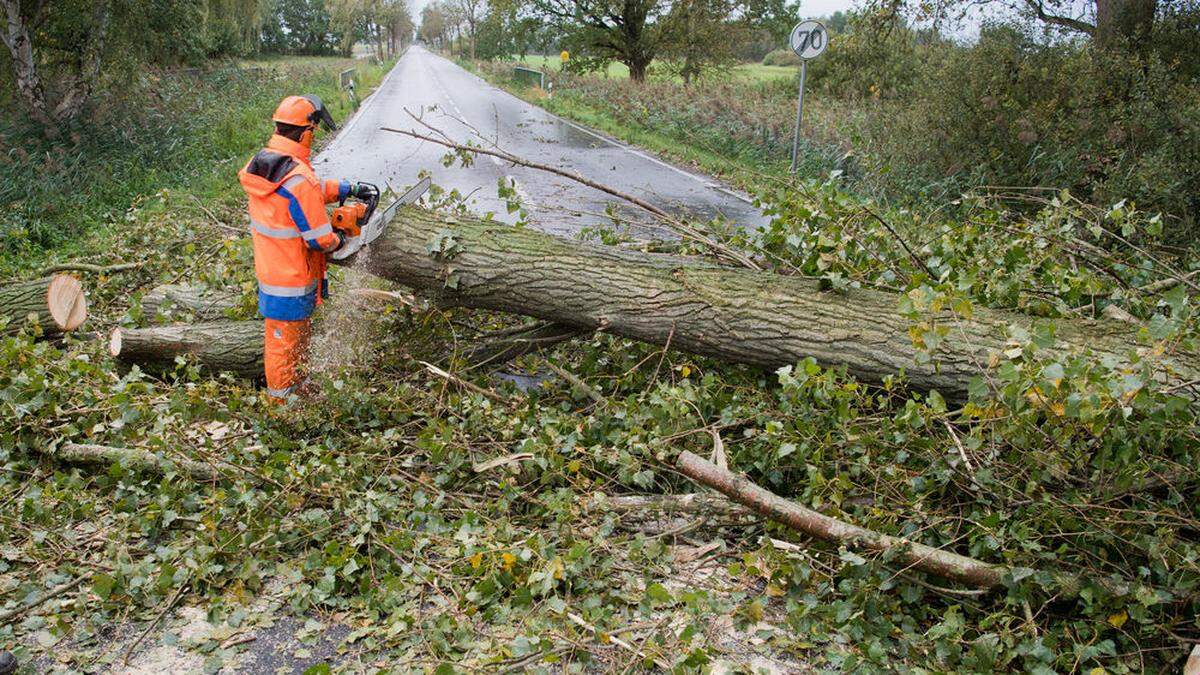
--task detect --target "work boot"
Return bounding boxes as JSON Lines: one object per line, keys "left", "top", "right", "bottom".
{"left": 0, "top": 651, "right": 18, "bottom": 675}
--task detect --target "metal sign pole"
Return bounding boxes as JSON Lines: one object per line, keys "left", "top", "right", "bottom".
{"left": 786, "top": 19, "right": 826, "bottom": 175}
{"left": 790, "top": 59, "right": 807, "bottom": 174}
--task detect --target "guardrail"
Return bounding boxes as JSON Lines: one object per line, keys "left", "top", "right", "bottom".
{"left": 513, "top": 66, "right": 545, "bottom": 89}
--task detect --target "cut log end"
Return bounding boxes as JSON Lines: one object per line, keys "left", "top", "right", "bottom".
{"left": 109, "top": 328, "right": 123, "bottom": 358}
{"left": 46, "top": 274, "right": 87, "bottom": 332}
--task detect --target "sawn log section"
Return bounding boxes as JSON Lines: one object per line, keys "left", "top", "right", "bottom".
{"left": 110, "top": 321, "right": 262, "bottom": 379}
{"left": 353, "top": 207, "right": 1195, "bottom": 398}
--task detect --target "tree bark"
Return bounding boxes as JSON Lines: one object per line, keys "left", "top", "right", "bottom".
{"left": 109, "top": 321, "right": 262, "bottom": 379}
{"left": 344, "top": 207, "right": 1198, "bottom": 400}
{"left": 1, "top": 275, "right": 87, "bottom": 337}
{"left": 141, "top": 284, "right": 242, "bottom": 321}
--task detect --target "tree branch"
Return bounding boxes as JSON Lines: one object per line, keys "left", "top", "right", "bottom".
{"left": 1019, "top": 0, "right": 1095, "bottom": 34}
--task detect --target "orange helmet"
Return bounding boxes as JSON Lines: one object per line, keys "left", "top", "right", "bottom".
{"left": 272, "top": 94, "right": 338, "bottom": 131}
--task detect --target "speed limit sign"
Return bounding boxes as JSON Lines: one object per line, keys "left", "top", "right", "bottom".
{"left": 789, "top": 20, "right": 828, "bottom": 60}
{"left": 787, "top": 20, "right": 828, "bottom": 173}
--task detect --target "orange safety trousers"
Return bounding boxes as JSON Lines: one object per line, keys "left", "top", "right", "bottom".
{"left": 264, "top": 318, "right": 312, "bottom": 400}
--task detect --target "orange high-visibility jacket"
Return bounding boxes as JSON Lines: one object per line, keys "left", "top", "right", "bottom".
{"left": 238, "top": 134, "right": 350, "bottom": 321}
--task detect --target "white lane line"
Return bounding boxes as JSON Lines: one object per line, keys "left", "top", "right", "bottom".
{"left": 426, "top": 51, "right": 756, "bottom": 206}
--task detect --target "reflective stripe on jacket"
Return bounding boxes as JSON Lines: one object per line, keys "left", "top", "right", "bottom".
{"left": 237, "top": 134, "right": 350, "bottom": 321}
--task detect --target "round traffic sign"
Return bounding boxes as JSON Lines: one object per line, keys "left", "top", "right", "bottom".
{"left": 789, "top": 20, "right": 828, "bottom": 60}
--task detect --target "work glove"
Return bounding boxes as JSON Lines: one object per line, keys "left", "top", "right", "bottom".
{"left": 350, "top": 182, "right": 378, "bottom": 200}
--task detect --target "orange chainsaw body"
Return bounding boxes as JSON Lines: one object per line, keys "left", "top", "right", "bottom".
{"left": 332, "top": 201, "right": 369, "bottom": 238}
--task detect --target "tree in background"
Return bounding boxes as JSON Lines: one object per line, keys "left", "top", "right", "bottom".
{"left": 449, "top": 0, "right": 487, "bottom": 57}
{"left": 866, "top": 0, "right": 1164, "bottom": 47}
{"left": 474, "top": 0, "right": 544, "bottom": 59}
{"left": 0, "top": 0, "right": 111, "bottom": 133}
{"left": 330, "top": 0, "right": 414, "bottom": 57}
{"left": 419, "top": 2, "right": 451, "bottom": 47}
{"left": 661, "top": 0, "right": 750, "bottom": 83}
{"left": 531, "top": 0, "right": 673, "bottom": 81}
{"left": 260, "top": 0, "right": 339, "bottom": 54}
{"left": 1, "top": 0, "right": 266, "bottom": 136}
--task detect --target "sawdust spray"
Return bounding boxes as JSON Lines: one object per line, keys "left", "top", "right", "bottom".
{"left": 307, "top": 247, "right": 381, "bottom": 378}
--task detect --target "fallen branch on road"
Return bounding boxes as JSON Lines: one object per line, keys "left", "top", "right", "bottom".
{"left": 383, "top": 110, "right": 762, "bottom": 271}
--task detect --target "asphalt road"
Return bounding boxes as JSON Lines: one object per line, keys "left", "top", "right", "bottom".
{"left": 316, "top": 45, "right": 766, "bottom": 237}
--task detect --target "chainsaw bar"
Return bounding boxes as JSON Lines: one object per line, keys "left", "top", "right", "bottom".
{"left": 331, "top": 176, "right": 431, "bottom": 260}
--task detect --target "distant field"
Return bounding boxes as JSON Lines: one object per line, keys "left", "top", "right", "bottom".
{"left": 506, "top": 54, "right": 796, "bottom": 82}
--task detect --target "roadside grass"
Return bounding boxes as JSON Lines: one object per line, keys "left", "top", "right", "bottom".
{"left": 505, "top": 54, "right": 797, "bottom": 83}
{"left": 0, "top": 57, "right": 390, "bottom": 278}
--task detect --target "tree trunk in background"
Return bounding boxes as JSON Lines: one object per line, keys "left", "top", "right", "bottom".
{"left": 1, "top": 275, "right": 88, "bottom": 337}
{"left": 627, "top": 57, "right": 648, "bottom": 82}
{"left": 109, "top": 321, "right": 262, "bottom": 379}
{"left": 1095, "top": 0, "right": 1157, "bottom": 48}
{"left": 343, "top": 207, "right": 1198, "bottom": 399}
{"left": 0, "top": 0, "right": 53, "bottom": 130}
{"left": 0, "top": 0, "right": 111, "bottom": 133}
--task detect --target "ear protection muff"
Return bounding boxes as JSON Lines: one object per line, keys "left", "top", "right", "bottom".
{"left": 301, "top": 94, "right": 338, "bottom": 132}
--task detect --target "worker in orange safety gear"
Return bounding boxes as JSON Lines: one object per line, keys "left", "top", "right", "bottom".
{"left": 237, "top": 94, "right": 377, "bottom": 401}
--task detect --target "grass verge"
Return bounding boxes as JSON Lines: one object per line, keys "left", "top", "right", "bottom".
{"left": 0, "top": 57, "right": 392, "bottom": 277}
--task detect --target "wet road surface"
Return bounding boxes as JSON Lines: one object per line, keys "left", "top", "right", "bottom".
{"left": 316, "top": 46, "right": 766, "bottom": 237}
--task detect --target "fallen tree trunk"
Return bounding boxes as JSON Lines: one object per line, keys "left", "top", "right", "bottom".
{"left": 1, "top": 275, "right": 87, "bottom": 337}
{"left": 142, "top": 284, "right": 242, "bottom": 321}
{"left": 343, "top": 207, "right": 1197, "bottom": 399}
{"left": 109, "top": 321, "right": 261, "bottom": 379}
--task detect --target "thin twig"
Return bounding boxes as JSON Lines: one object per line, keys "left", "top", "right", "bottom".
{"left": 421, "top": 361, "right": 506, "bottom": 402}
{"left": 0, "top": 575, "right": 86, "bottom": 623}
{"left": 122, "top": 581, "right": 189, "bottom": 665}
{"left": 544, "top": 359, "right": 603, "bottom": 403}
{"left": 566, "top": 612, "right": 672, "bottom": 670}
{"left": 39, "top": 262, "right": 141, "bottom": 275}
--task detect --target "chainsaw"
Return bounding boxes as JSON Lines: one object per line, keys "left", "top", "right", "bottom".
{"left": 330, "top": 176, "right": 431, "bottom": 261}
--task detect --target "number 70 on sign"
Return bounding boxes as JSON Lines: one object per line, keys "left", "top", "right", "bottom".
{"left": 789, "top": 20, "right": 828, "bottom": 60}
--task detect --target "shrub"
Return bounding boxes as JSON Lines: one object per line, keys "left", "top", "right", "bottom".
{"left": 849, "top": 22, "right": 1200, "bottom": 238}
{"left": 762, "top": 48, "right": 800, "bottom": 66}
